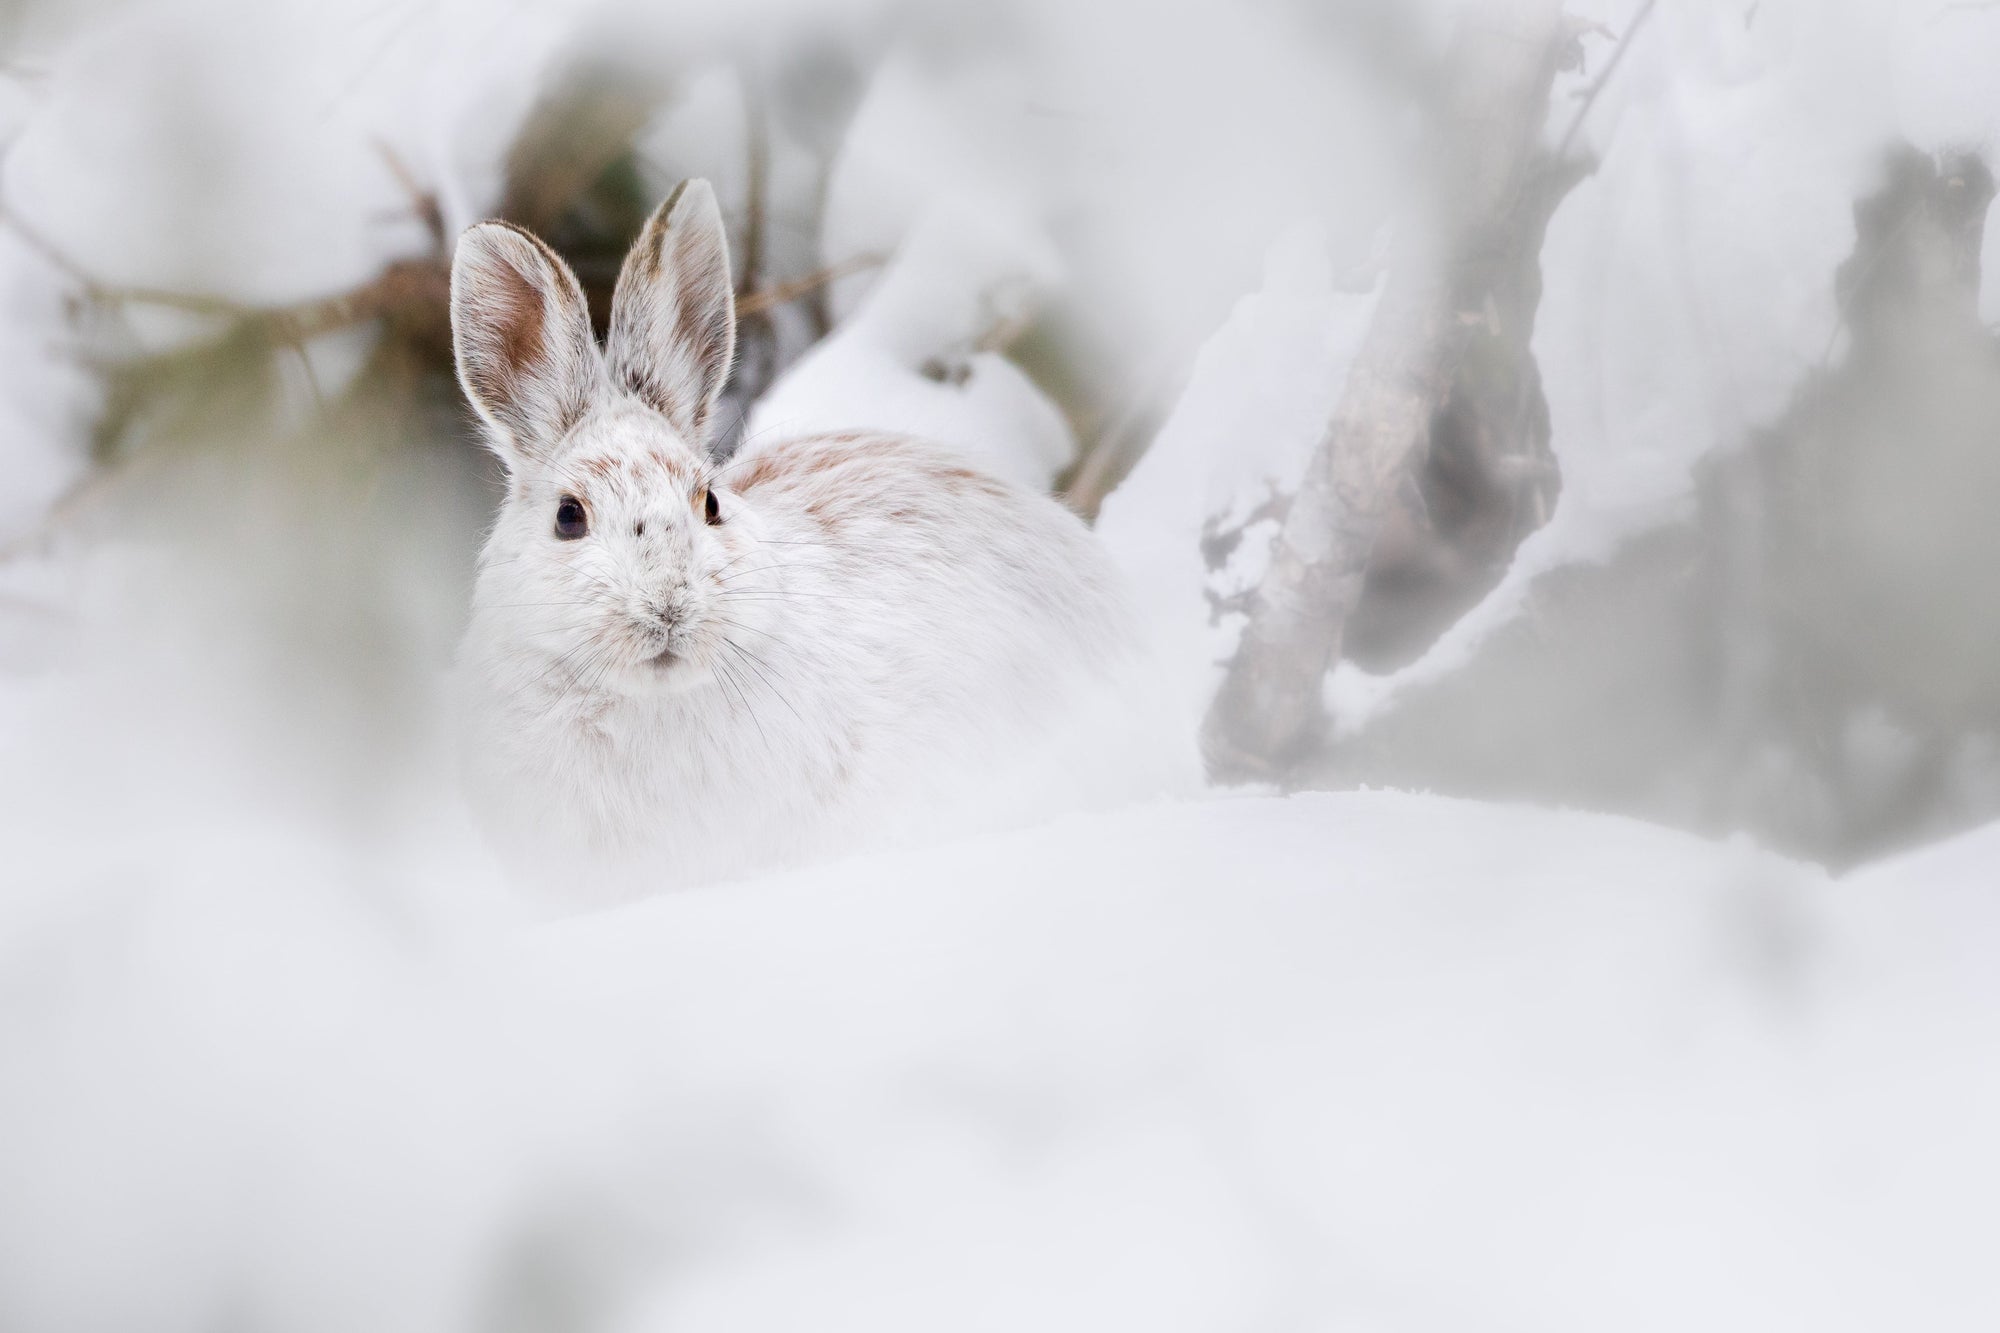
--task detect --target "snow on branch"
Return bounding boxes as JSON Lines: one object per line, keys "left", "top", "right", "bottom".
{"left": 1202, "top": 0, "right": 1575, "bottom": 781}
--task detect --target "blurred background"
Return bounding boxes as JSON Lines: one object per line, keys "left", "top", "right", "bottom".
{"left": 2, "top": 0, "right": 1999, "bottom": 1329}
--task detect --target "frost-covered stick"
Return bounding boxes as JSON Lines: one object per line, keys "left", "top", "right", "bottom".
{"left": 1203, "top": 0, "right": 1571, "bottom": 779}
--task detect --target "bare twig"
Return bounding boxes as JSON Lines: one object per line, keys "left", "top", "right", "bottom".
{"left": 290, "top": 342, "right": 327, "bottom": 413}
{"left": 735, "top": 253, "right": 884, "bottom": 318}
{"left": 374, "top": 140, "right": 446, "bottom": 251}
{"left": 1553, "top": 0, "right": 1659, "bottom": 165}
{"left": 973, "top": 308, "right": 1037, "bottom": 356}
{"left": 2, "top": 202, "right": 229, "bottom": 314}
{"left": 2, "top": 62, "right": 685, "bottom": 565}
{"left": 1, "top": 201, "right": 298, "bottom": 326}
{"left": 1062, "top": 357, "right": 1181, "bottom": 520}
{"left": 737, "top": 71, "right": 769, "bottom": 298}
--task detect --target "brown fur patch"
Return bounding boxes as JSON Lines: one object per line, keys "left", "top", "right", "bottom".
{"left": 496, "top": 278, "right": 544, "bottom": 389}
{"left": 461, "top": 223, "right": 592, "bottom": 443}
{"left": 802, "top": 491, "right": 848, "bottom": 532}
{"left": 463, "top": 258, "right": 545, "bottom": 413}
{"left": 931, "top": 464, "right": 1012, "bottom": 500}
{"left": 721, "top": 432, "right": 1019, "bottom": 544}
{"left": 722, "top": 450, "right": 791, "bottom": 494}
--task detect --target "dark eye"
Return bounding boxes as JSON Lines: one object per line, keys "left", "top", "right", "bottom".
{"left": 702, "top": 486, "right": 722, "bottom": 526}
{"left": 554, "top": 495, "right": 588, "bottom": 541}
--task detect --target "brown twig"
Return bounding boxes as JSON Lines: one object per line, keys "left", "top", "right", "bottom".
{"left": 1, "top": 63, "right": 695, "bottom": 565}
{"left": 736, "top": 253, "right": 885, "bottom": 318}
{"left": 2, "top": 202, "right": 230, "bottom": 314}
{"left": 374, "top": 140, "right": 446, "bottom": 251}
{"left": 2, "top": 201, "right": 289, "bottom": 325}
{"left": 737, "top": 72, "right": 769, "bottom": 298}
{"left": 1062, "top": 358, "right": 1180, "bottom": 520}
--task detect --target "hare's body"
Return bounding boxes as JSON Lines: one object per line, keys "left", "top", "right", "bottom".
{"left": 447, "top": 182, "right": 1137, "bottom": 895}
{"left": 459, "top": 427, "right": 1130, "bottom": 889}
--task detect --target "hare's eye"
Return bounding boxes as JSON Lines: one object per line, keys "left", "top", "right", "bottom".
{"left": 698, "top": 486, "right": 722, "bottom": 526}
{"left": 554, "top": 495, "right": 589, "bottom": 541}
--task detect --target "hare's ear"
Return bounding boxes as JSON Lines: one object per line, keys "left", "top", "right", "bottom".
{"left": 606, "top": 179, "right": 736, "bottom": 448}
{"left": 450, "top": 222, "right": 599, "bottom": 472}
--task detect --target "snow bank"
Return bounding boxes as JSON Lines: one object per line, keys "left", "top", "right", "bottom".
{"left": 3, "top": 790, "right": 1996, "bottom": 1332}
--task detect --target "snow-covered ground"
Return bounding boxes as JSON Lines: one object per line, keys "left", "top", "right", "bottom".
{"left": 3, "top": 0, "right": 2000, "bottom": 1328}
{"left": 3, "top": 792, "right": 1997, "bottom": 1332}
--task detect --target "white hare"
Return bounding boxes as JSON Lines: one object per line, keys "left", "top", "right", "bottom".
{"left": 451, "top": 180, "right": 1140, "bottom": 895}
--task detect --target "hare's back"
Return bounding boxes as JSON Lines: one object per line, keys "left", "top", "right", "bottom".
{"left": 731, "top": 433, "right": 1117, "bottom": 611}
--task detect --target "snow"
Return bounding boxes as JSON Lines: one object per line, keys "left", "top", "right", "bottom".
{"left": 1, "top": 0, "right": 554, "bottom": 303}
{"left": 1314, "top": 0, "right": 2000, "bottom": 724}
{"left": 0, "top": 227, "right": 93, "bottom": 542}
{"left": 1096, "top": 226, "right": 1381, "bottom": 713}
{"left": 747, "top": 200, "right": 1077, "bottom": 489}
{"left": 3, "top": 1, "right": 2000, "bottom": 1328}
{"left": 3, "top": 790, "right": 1998, "bottom": 1331}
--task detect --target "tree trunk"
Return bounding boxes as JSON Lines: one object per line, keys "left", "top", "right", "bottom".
{"left": 1203, "top": 0, "right": 1573, "bottom": 780}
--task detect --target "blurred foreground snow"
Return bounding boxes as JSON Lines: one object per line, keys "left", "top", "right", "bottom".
{"left": 2, "top": 792, "right": 1996, "bottom": 1332}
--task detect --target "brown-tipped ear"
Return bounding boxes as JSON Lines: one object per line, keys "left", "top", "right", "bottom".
{"left": 604, "top": 179, "right": 737, "bottom": 449}
{"left": 450, "top": 222, "right": 599, "bottom": 471}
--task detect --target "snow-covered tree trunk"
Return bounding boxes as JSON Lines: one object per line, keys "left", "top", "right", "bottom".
{"left": 1203, "top": 0, "right": 1573, "bottom": 780}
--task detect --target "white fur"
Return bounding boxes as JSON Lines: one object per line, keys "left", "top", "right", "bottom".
{"left": 449, "top": 180, "right": 1139, "bottom": 898}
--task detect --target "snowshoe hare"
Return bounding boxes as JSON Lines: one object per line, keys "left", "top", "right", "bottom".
{"left": 451, "top": 180, "right": 1137, "bottom": 895}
